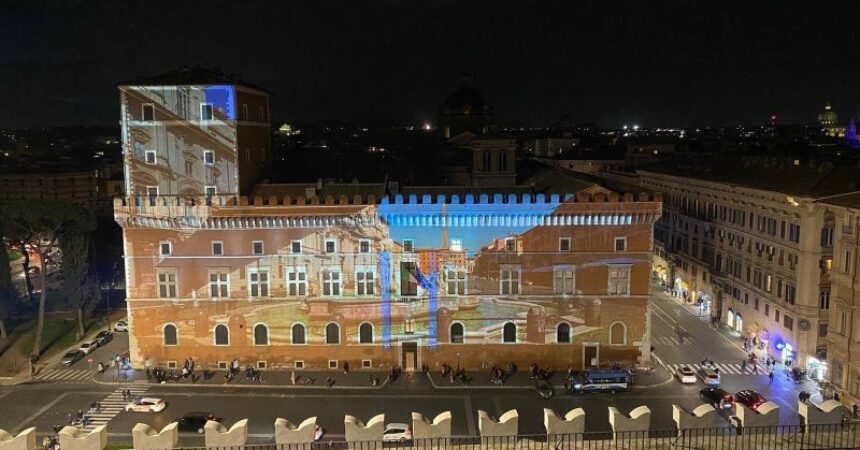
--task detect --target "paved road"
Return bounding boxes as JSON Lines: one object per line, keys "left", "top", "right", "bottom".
{"left": 0, "top": 291, "right": 814, "bottom": 446}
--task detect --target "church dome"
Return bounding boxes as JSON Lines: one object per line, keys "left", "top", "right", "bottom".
{"left": 440, "top": 75, "right": 492, "bottom": 115}
{"left": 818, "top": 102, "right": 839, "bottom": 127}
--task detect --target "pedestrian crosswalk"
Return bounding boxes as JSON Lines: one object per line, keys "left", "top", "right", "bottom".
{"left": 81, "top": 387, "right": 148, "bottom": 431}
{"left": 33, "top": 368, "right": 92, "bottom": 382}
{"left": 652, "top": 336, "right": 697, "bottom": 346}
{"left": 666, "top": 362, "right": 770, "bottom": 376}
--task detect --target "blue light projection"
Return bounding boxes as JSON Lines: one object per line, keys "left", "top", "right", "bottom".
{"left": 380, "top": 251, "right": 392, "bottom": 349}
{"left": 204, "top": 86, "right": 236, "bottom": 120}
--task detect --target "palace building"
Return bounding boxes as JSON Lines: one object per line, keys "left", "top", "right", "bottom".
{"left": 115, "top": 69, "right": 662, "bottom": 372}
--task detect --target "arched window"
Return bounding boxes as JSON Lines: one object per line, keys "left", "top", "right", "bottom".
{"left": 163, "top": 324, "right": 178, "bottom": 346}
{"left": 291, "top": 323, "right": 306, "bottom": 345}
{"left": 359, "top": 322, "right": 373, "bottom": 344}
{"left": 450, "top": 322, "right": 464, "bottom": 344}
{"left": 326, "top": 323, "right": 340, "bottom": 344}
{"left": 557, "top": 323, "right": 571, "bottom": 343}
{"left": 483, "top": 151, "right": 491, "bottom": 171}
{"left": 498, "top": 151, "right": 507, "bottom": 171}
{"left": 503, "top": 322, "right": 517, "bottom": 343}
{"left": 254, "top": 323, "right": 269, "bottom": 346}
{"left": 214, "top": 324, "right": 229, "bottom": 346}
{"left": 609, "top": 322, "right": 627, "bottom": 345}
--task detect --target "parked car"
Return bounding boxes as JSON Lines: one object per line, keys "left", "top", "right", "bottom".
{"left": 61, "top": 351, "right": 85, "bottom": 365}
{"left": 676, "top": 366, "right": 697, "bottom": 384}
{"left": 94, "top": 331, "right": 113, "bottom": 346}
{"left": 78, "top": 340, "right": 99, "bottom": 355}
{"left": 113, "top": 321, "right": 128, "bottom": 332}
{"left": 125, "top": 397, "right": 167, "bottom": 413}
{"left": 174, "top": 412, "right": 218, "bottom": 434}
{"left": 735, "top": 390, "right": 768, "bottom": 411}
{"left": 382, "top": 423, "right": 412, "bottom": 442}
{"left": 700, "top": 387, "right": 734, "bottom": 409}
{"left": 698, "top": 367, "right": 720, "bottom": 386}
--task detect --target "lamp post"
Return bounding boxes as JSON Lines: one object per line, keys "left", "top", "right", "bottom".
{"left": 456, "top": 352, "right": 461, "bottom": 371}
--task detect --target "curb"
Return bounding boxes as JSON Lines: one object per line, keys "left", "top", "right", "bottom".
{"left": 89, "top": 373, "right": 391, "bottom": 390}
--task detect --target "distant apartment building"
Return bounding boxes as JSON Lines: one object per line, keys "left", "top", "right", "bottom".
{"left": 0, "top": 171, "right": 101, "bottom": 201}
{"left": 817, "top": 192, "right": 860, "bottom": 407}
{"left": 114, "top": 69, "right": 662, "bottom": 372}
{"left": 639, "top": 157, "right": 860, "bottom": 381}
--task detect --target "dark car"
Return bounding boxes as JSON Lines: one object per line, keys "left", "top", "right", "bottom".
{"left": 60, "top": 350, "right": 85, "bottom": 366}
{"left": 94, "top": 331, "right": 113, "bottom": 346}
{"left": 700, "top": 387, "right": 734, "bottom": 409}
{"left": 174, "top": 412, "right": 219, "bottom": 434}
{"left": 735, "top": 390, "right": 767, "bottom": 411}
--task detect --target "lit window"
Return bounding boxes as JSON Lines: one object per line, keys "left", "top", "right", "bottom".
{"left": 608, "top": 265, "right": 631, "bottom": 295}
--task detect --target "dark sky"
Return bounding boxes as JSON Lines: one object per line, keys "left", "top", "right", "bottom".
{"left": 2, "top": 0, "right": 859, "bottom": 129}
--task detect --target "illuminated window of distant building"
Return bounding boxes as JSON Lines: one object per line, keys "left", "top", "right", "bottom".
{"left": 142, "top": 104, "right": 155, "bottom": 121}
{"left": 447, "top": 270, "right": 466, "bottom": 295}
{"left": 212, "top": 241, "right": 223, "bottom": 256}
{"left": 325, "top": 323, "right": 340, "bottom": 344}
{"left": 502, "top": 322, "right": 517, "bottom": 343}
{"left": 358, "top": 239, "right": 371, "bottom": 253}
{"left": 356, "top": 267, "right": 374, "bottom": 296}
{"left": 322, "top": 269, "right": 341, "bottom": 296}
{"left": 200, "top": 103, "right": 213, "bottom": 121}
{"left": 248, "top": 268, "right": 269, "bottom": 297}
{"left": 203, "top": 150, "right": 215, "bottom": 165}
{"left": 614, "top": 237, "right": 627, "bottom": 252}
{"left": 214, "top": 324, "right": 229, "bottom": 346}
{"left": 402, "top": 239, "right": 414, "bottom": 252}
{"left": 291, "top": 240, "right": 302, "bottom": 254}
{"left": 157, "top": 270, "right": 177, "bottom": 298}
{"left": 500, "top": 265, "right": 521, "bottom": 295}
{"left": 291, "top": 323, "right": 306, "bottom": 345}
{"left": 557, "top": 323, "right": 571, "bottom": 343}
{"left": 286, "top": 266, "right": 307, "bottom": 296}
{"left": 559, "top": 237, "right": 571, "bottom": 252}
{"left": 144, "top": 150, "right": 156, "bottom": 164}
{"left": 607, "top": 265, "right": 631, "bottom": 295}
{"left": 252, "top": 241, "right": 264, "bottom": 255}
{"left": 209, "top": 272, "right": 228, "bottom": 298}
{"left": 450, "top": 322, "right": 464, "bottom": 343}
{"left": 554, "top": 266, "right": 574, "bottom": 295}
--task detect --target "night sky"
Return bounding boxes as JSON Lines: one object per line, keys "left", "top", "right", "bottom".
{"left": 2, "top": 1, "right": 859, "bottom": 129}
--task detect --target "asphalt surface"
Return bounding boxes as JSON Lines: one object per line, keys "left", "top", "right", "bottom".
{"left": 0, "top": 290, "right": 815, "bottom": 446}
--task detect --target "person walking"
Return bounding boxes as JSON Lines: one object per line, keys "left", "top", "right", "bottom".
{"left": 768, "top": 370, "right": 774, "bottom": 383}
{"left": 753, "top": 362, "right": 759, "bottom": 374}
{"left": 741, "top": 360, "right": 747, "bottom": 373}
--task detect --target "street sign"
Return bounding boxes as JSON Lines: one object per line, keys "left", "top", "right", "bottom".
{"left": 87, "top": 357, "right": 94, "bottom": 364}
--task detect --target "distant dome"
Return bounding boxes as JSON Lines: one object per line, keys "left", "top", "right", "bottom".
{"left": 440, "top": 75, "right": 492, "bottom": 115}
{"left": 818, "top": 102, "right": 839, "bottom": 127}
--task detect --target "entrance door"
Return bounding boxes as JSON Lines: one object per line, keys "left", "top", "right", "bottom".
{"left": 402, "top": 342, "right": 418, "bottom": 371}
{"left": 583, "top": 344, "right": 599, "bottom": 369}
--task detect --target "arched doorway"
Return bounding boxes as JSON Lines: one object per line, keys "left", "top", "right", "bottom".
{"left": 734, "top": 314, "right": 743, "bottom": 333}
{"left": 727, "top": 308, "right": 735, "bottom": 328}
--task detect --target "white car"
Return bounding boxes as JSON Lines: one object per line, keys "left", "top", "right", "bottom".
{"left": 125, "top": 397, "right": 167, "bottom": 413}
{"left": 78, "top": 340, "right": 99, "bottom": 354}
{"left": 676, "top": 366, "right": 697, "bottom": 384}
{"left": 382, "top": 423, "right": 412, "bottom": 442}
{"left": 113, "top": 321, "right": 128, "bottom": 332}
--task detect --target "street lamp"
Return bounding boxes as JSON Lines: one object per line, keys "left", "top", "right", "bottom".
{"left": 456, "top": 352, "right": 461, "bottom": 371}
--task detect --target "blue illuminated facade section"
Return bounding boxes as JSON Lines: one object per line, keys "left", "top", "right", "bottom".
{"left": 380, "top": 251, "right": 392, "bottom": 349}
{"left": 204, "top": 86, "right": 236, "bottom": 120}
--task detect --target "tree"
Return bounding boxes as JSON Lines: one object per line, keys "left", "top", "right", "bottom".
{"left": 0, "top": 200, "right": 95, "bottom": 357}
{"left": 0, "top": 245, "right": 16, "bottom": 339}
{"left": 59, "top": 231, "right": 99, "bottom": 337}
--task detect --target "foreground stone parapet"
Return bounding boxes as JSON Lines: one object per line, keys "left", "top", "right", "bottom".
{"left": 734, "top": 402, "right": 779, "bottom": 431}
{"left": 478, "top": 410, "right": 519, "bottom": 438}
{"left": 672, "top": 404, "right": 716, "bottom": 436}
{"left": 608, "top": 406, "right": 651, "bottom": 439}
{"left": 543, "top": 408, "right": 585, "bottom": 435}
{"left": 58, "top": 425, "right": 108, "bottom": 450}
{"left": 799, "top": 400, "right": 846, "bottom": 428}
{"left": 132, "top": 423, "right": 179, "bottom": 450}
{"left": 344, "top": 414, "right": 385, "bottom": 442}
{"left": 274, "top": 417, "right": 317, "bottom": 446}
{"left": 204, "top": 419, "right": 248, "bottom": 448}
{"left": 411, "top": 412, "right": 452, "bottom": 439}
{"left": 0, "top": 427, "right": 36, "bottom": 450}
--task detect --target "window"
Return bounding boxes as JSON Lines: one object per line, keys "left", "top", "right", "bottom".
{"left": 359, "top": 323, "right": 373, "bottom": 344}
{"left": 554, "top": 267, "right": 574, "bottom": 295}
{"left": 820, "top": 290, "right": 831, "bottom": 310}
{"left": 447, "top": 270, "right": 466, "bottom": 295}
{"left": 214, "top": 324, "right": 229, "bottom": 346}
{"left": 325, "top": 239, "right": 337, "bottom": 253}
{"left": 325, "top": 323, "right": 340, "bottom": 344}
{"left": 821, "top": 228, "right": 834, "bottom": 247}
{"left": 402, "top": 239, "right": 414, "bottom": 252}
{"left": 765, "top": 304, "right": 770, "bottom": 317}
{"left": 400, "top": 262, "right": 418, "bottom": 296}
{"left": 784, "top": 316, "right": 793, "bottom": 331}
{"left": 785, "top": 284, "right": 796, "bottom": 305}
{"left": 203, "top": 150, "right": 215, "bottom": 165}
{"left": 610, "top": 322, "right": 627, "bottom": 345}
{"left": 482, "top": 151, "right": 491, "bottom": 171}
{"left": 356, "top": 268, "right": 375, "bottom": 295}
{"left": 559, "top": 237, "right": 571, "bottom": 252}
{"left": 505, "top": 238, "right": 516, "bottom": 252}
{"left": 145, "top": 150, "right": 157, "bottom": 164}
{"left": 502, "top": 322, "right": 517, "bottom": 343}
{"left": 209, "top": 272, "right": 229, "bottom": 298}
{"left": 252, "top": 241, "right": 264, "bottom": 255}
{"left": 291, "top": 323, "right": 306, "bottom": 345}
{"left": 557, "top": 323, "right": 571, "bottom": 343}
{"left": 608, "top": 265, "right": 631, "bottom": 295}
{"left": 157, "top": 271, "right": 177, "bottom": 298}
{"left": 614, "top": 237, "right": 627, "bottom": 252}
{"left": 200, "top": 103, "right": 213, "bottom": 121}
{"left": 286, "top": 267, "right": 307, "bottom": 296}
{"left": 754, "top": 297, "right": 759, "bottom": 311}
{"left": 498, "top": 151, "right": 507, "bottom": 171}
{"left": 500, "top": 266, "right": 521, "bottom": 294}
{"left": 242, "top": 104, "right": 249, "bottom": 121}
{"left": 788, "top": 223, "right": 801, "bottom": 243}
{"left": 159, "top": 241, "right": 172, "bottom": 256}
{"left": 765, "top": 274, "right": 772, "bottom": 293}
{"left": 212, "top": 241, "right": 223, "bottom": 256}
{"left": 775, "top": 309, "right": 780, "bottom": 323}
{"left": 838, "top": 311, "right": 849, "bottom": 334}
{"left": 358, "top": 239, "right": 371, "bottom": 253}
{"left": 163, "top": 324, "right": 178, "bottom": 346}
{"left": 328, "top": 360, "right": 338, "bottom": 369}
{"left": 819, "top": 323, "right": 828, "bottom": 338}
{"left": 142, "top": 104, "right": 155, "bottom": 121}
{"left": 450, "top": 322, "right": 464, "bottom": 343}
{"left": 322, "top": 270, "right": 341, "bottom": 296}
{"left": 846, "top": 251, "right": 853, "bottom": 273}
{"left": 290, "top": 240, "right": 302, "bottom": 254}
{"left": 294, "top": 361, "right": 304, "bottom": 369}
{"left": 362, "top": 360, "right": 372, "bottom": 368}
{"left": 248, "top": 269, "right": 269, "bottom": 297}
{"left": 254, "top": 324, "right": 269, "bottom": 346}
{"left": 204, "top": 186, "right": 216, "bottom": 203}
